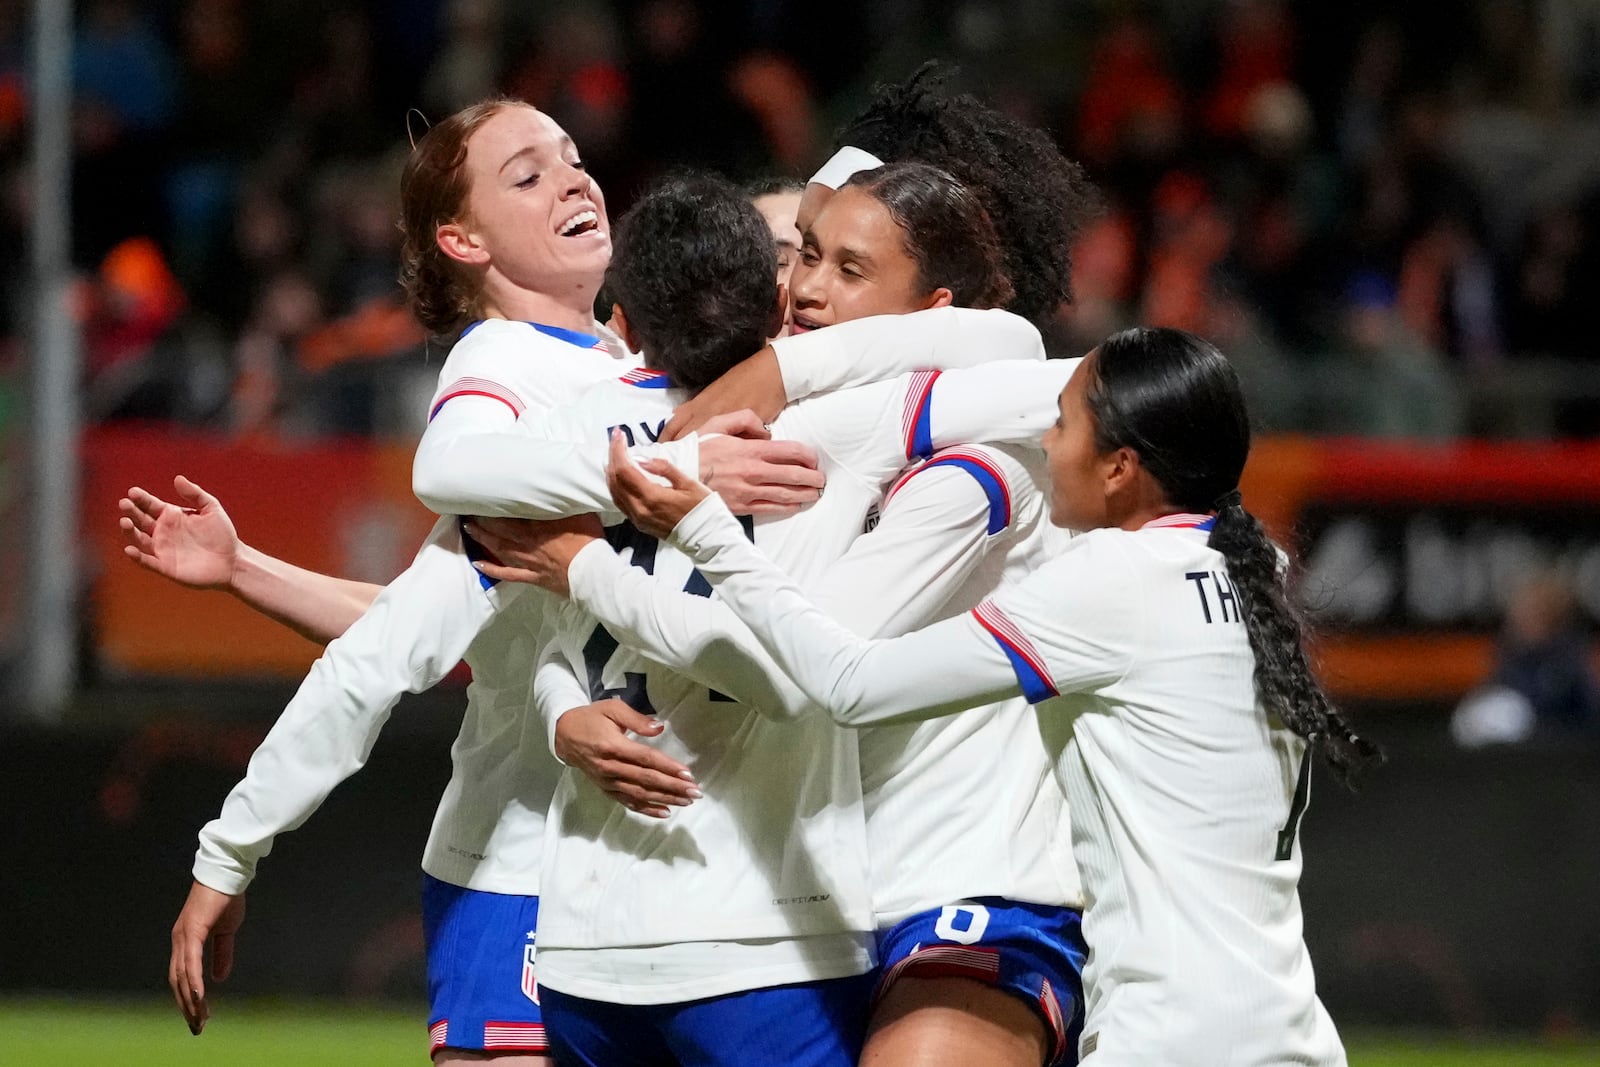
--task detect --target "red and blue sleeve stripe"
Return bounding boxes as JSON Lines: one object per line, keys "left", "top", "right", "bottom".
{"left": 901, "top": 370, "right": 941, "bottom": 459}
{"left": 972, "top": 599, "right": 1058, "bottom": 703}
{"left": 429, "top": 377, "right": 527, "bottom": 422}
{"left": 886, "top": 447, "right": 1013, "bottom": 535}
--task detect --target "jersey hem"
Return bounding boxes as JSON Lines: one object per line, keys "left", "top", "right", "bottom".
{"left": 535, "top": 946, "right": 875, "bottom": 1005}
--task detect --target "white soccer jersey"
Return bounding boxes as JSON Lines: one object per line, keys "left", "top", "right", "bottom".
{"left": 668, "top": 502, "right": 1347, "bottom": 1067}
{"left": 192, "top": 308, "right": 1059, "bottom": 901}
{"left": 527, "top": 358, "right": 1078, "bottom": 1004}
{"left": 194, "top": 319, "right": 651, "bottom": 896}
{"left": 561, "top": 443, "right": 1082, "bottom": 928}
{"left": 855, "top": 446, "right": 1080, "bottom": 925}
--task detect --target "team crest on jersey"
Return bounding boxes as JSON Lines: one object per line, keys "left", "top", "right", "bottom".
{"left": 521, "top": 932, "right": 539, "bottom": 1004}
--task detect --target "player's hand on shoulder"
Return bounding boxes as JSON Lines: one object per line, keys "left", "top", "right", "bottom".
{"left": 608, "top": 430, "right": 715, "bottom": 538}
{"left": 169, "top": 881, "right": 246, "bottom": 1035}
{"left": 697, "top": 434, "right": 823, "bottom": 517}
{"left": 554, "top": 699, "right": 701, "bottom": 819}
{"left": 119, "top": 475, "right": 240, "bottom": 590}
{"left": 661, "top": 346, "right": 785, "bottom": 441}
{"left": 465, "top": 515, "right": 604, "bottom": 597}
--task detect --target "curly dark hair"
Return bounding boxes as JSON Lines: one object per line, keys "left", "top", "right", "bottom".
{"left": 832, "top": 62, "right": 1098, "bottom": 327}
{"left": 842, "top": 162, "right": 1014, "bottom": 310}
{"left": 606, "top": 171, "right": 779, "bottom": 393}
{"left": 1087, "top": 327, "right": 1382, "bottom": 786}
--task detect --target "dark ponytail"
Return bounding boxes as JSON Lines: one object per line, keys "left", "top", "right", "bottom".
{"left": 1088, "top": 327, "right": 1382, "bottom": 784}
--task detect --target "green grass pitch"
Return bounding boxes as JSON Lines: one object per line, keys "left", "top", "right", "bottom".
{"left": 5, "top": 998, "right": 1598, "bottom": 1065}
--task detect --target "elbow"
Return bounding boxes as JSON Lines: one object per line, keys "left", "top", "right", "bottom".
{"left": 411, "top": 453, "right": 458, "bottom": 515}
{"left": 830, "top": 704, "right": 872, "bottom": 729}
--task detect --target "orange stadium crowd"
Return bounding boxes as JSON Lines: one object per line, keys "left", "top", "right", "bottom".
{"left": 0, "top": 0, "right": 1597, "bottom": 443}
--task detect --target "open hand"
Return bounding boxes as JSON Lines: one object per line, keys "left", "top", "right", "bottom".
{"left": 698, "top": 433, "right": 823, "bottom": 517}
{"left": 119, "top": 476, "right": 240, "bottom": 590}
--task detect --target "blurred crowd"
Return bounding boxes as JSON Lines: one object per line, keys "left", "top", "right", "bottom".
{"left": 3, "top": 0, "right": 1600, "bottom": 442}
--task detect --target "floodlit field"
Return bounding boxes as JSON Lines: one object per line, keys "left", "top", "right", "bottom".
{"left": 5, "top": 998, "right": 1598, "bottom": 1066}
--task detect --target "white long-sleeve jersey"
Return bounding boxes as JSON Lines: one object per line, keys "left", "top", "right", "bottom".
{"left": 192, "top": 309, "right": 1059, "bottom": 900}
{"left": 526, "top": 352, "right": 1078, "bottom": 1004}
{"left": 195, "top": 319, "right": 652, "bottom": 896}
{"left": 668, "top": 501, "right": 1347, "bottom": 1067}
{"left": 559, "top": 443, "right": 1082, "bottom": 928}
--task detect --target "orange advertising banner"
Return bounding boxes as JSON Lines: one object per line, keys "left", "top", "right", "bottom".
{"left": 1244, "top": 437, "right": 1600, "bottom": 702}
{"left": 83, "top": 428, "right": 1600, "bottom": 702}
{"left": 83, "top": 425, "right": 436, "bottom": 677}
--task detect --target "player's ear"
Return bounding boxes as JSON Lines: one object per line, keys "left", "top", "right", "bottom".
{"left": 436, "top": 221, "right": 488, "bottom": 266}
{"left": 923, "top": 287, "right": 954, "bottom": 310}
{"left": 1104, "top": 445, "right": 1140, "bottom": 497}
{"left": 765, "top": 284, "right": 787, "bottom": 341}
{"left": 609, "top": 303, "right": 638, "bottom": 352}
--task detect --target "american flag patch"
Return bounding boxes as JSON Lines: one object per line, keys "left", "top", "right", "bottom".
{"left": 429, "top": 377, "right": 527, "bottom": 421}
{"left": 619, "top": 367, "right": 671, "bottom": 388}
{"left": 427, "top": 1019, "right": 449, "bottom": 1054}
{"left": 483, "top": 1021, "right": 548, "bottom": 1051}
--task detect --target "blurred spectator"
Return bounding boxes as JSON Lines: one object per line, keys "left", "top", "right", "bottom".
{"left": 1452, "top": 571, "right": 1600, "bottom": 746}
{"left": 74, "top": 0, "right": 176, "bottom": 134}
{"left": 1319, "top": 270, "right": 1462, "bottom": 439}
{"left": 1505, "top": 193, "right": 1600, "bottom": 361}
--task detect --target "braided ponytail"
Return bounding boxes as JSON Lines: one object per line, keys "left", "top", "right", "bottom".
{"left": 1208, "top": 498, "right": 1381, "bottom": 784}
{"left": 1088, "top": 327, "right": 1382, "bottom": 785}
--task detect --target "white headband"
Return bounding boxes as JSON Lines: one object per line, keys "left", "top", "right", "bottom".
{"left": 807, "top": 146, "right": 885, "bottom": 190}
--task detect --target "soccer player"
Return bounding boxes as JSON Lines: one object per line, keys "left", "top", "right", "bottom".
{"left": 664, "top": 62, "right": 1095, "bottom": 459}
{"left": 129, "top": 159, "right": 1063, "bottom": 1064}
{"left": 746, "top": 176, "right": 806, "bottom": 289}
{"left": 596, "top": 327, "right": 1379, "bottom": 1067}
{"left": 133, "top": 96, "right": 820, "bottom": 1065}
{"left": 478, "top": 162, "right": 1088, "bottom": 1067}
{"left": 446, "top": 165, "right": 1076, "bottom": 1067}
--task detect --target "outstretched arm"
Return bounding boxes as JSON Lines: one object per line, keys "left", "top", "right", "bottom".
{"left": 414, "top": 395, "right": 823, "bottom": 520}
{"left": 664, "top": 494, "right": 1022, "bottom": 726}
{"left": 119, "top": 476, "right": 380, "bottom": 644}
{"left": 469, "top": 458, "right": 1004, "bottom": 723}
{"left": 192, "top": 520, "right": 508, "bottom": 896}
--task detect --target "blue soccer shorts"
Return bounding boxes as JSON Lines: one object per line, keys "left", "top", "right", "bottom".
{"left": 422, "top": 873, "right": 547, "bottom": 1058}
{"left": 874, "top": 897, "right": 1087, "bottom": 1064}
{"left": 540, "top": 972, "right": 877, "bottom": 1067}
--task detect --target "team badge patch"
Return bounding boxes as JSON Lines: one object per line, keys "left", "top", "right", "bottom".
{"left": 521, "top": 932, "right": 539, "bottom": 1004}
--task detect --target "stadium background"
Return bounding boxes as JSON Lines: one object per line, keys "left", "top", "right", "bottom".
{"left": 3, "top": 0, "right": 1599, "bottom": 1062}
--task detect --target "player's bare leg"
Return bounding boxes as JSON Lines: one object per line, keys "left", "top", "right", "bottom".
{"left": 434, "top": 1052, "right": 554, "bottom": 1066}
{"left": 861, "top": 976, "right": 1049, "bottom": 1067}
